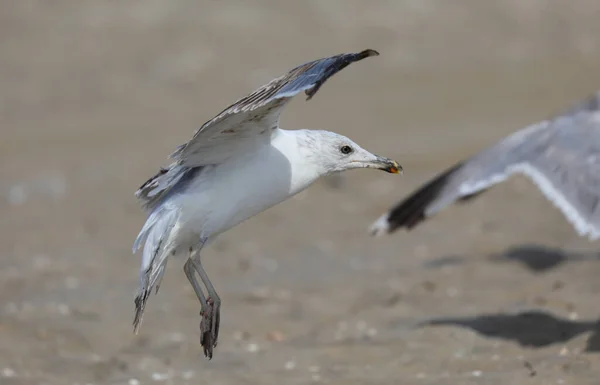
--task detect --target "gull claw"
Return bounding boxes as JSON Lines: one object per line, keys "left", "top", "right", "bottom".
{"left": 200, "top": 297, "right": 221, "bottom": 359}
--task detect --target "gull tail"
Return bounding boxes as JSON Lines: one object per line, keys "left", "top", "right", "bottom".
{"left": 132, "top": 206, "right": 180, "bottom": 333}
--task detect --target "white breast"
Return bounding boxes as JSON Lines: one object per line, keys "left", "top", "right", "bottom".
{"left": 173, "top": 129, "right": 322, "bottom": 240}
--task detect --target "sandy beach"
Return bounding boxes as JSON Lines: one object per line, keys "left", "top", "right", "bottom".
{"left": 2, "top": 1, "right": 600, "bottom": 384}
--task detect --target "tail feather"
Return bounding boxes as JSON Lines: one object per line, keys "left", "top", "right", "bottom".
{"left": 132, "top": 207, "right": 180, "bottom": 333}
{"left": 133, "top": 289, "right": 150, "bottom": 334}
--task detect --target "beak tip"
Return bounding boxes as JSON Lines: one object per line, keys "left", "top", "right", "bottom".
{"left": 390, "top": 162, "right": 403, "bottom": 175}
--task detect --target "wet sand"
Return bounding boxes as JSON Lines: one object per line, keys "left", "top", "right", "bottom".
{"left": 2, "top": 1, "right": 600, "bottom": 384}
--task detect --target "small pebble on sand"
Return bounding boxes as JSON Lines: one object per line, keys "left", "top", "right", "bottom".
{"left": 246, "top": 342, "right": 260, "bottom": 353}
{"left": 57, "top": 303, "right": 71, "bottom": 315}
{"left": 568, "top": 312, "right": 579, "bottom": 320}
{"left": 559, "top": 347, "right": 569, "bottom": 356}
{"left": 266, "top": 330, "right": 285, "bottom": 342}
{"left": 151, "top": 372, "right": 170, "bottom": 381}
{"left": 233, "top": 330, "right": 251, "bottom": 341}
{"left": 181, "top": 370, "right": 195, "bottom": 380}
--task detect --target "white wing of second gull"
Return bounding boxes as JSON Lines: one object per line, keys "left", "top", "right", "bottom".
{"left": 370, "top": 91, "right": 600, "bottom": 240}
{"left": 131, "top": 49, "right": 401, "bottom": 359}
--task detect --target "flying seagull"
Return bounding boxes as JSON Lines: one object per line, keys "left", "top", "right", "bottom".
{"left": 133, "top": 49, "right": 401, "bottom": 359}
{"left": 370, "top": 90, "right": 600, "bottom": 240}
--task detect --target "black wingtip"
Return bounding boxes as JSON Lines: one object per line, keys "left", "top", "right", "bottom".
{"left": 304, "top": 49, "right": 380, "bottom": 101}
{"left": 358, "top": 49, "right": 380, "bottom": 58}
{"left": 380, "top": 163, "right": 465, "bottom": 234}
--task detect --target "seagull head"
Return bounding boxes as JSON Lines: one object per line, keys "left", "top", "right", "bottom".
{"left": 298, "top": 130, "right": 402, "bottom": 176}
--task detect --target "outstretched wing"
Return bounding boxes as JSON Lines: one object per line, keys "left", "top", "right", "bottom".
{"left": 171, "top": 49, "right": 379, "bottom": 167}
{"left": 370, "top": 91, "right": 600, "bottom": 240}
{"left": 136, "top": 49, "right": 379, "bottom": 211}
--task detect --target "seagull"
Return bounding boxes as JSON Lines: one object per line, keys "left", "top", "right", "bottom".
{"left": 370, "top": 90, "right": 600, "bottom": 239}
{"left": 132, "top": 49, "right": 402, "bottom": 359}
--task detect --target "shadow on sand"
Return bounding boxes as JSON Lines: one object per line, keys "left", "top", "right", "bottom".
{"left": 420, "top": 245, "right": 600, "bottom": 351}
{"left": 423, "top": 244, "right": 600, "bottom": 273}
{"left": 488, "top": 244, "right": 600, "bottom": 272}
{"left": 420, "top": 310, "right": 600, "bottom": 352}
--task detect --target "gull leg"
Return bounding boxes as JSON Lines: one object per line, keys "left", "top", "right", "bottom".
{"left": 183, "top": 258, "right": 208, "bottom": 312}
{"left": 184, "top": 240, "right": 220, "bottom": 359}
{"left": 194, "top": 258, "right": 221, "bottom": 349}
{"left": 184, "top": 247, "right": 216, "bottom": 358}
{"left": 188, "top": 250, "right": 220, "bottom": 359}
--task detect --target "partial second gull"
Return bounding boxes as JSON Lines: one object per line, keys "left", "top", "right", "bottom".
{"left": 132, "top": 49, "right": 402, "bottom": 359}
{"left": 370, "top": 91, "right": 600, "bottom": 239}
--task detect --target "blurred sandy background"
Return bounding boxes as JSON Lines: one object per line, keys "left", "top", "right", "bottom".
{"left": 2, "top": 1, "right": 600, "bottom": 384}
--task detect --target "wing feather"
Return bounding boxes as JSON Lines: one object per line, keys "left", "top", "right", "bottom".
{"left": 371, "top": 92, "right": 600, "bottom": 240}
{"left": 136, "top": 49, "right": 379, "bottom": 210}
{"left": 171, "top": 49, "right": 379, "bottom": 167}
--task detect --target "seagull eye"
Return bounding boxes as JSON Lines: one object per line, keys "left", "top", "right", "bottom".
{"left": 340, "top": 145, "right": 353, "bottom": 155}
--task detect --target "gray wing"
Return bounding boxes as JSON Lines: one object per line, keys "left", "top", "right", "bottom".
{"left": 170, "top": 49, "right": 380, "bottom": 167}
{"left": 136, "top": 49, "right": 379, "bottom": 211}
{"left": 371, "top": 92, "right": 600, "bottom": 241}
